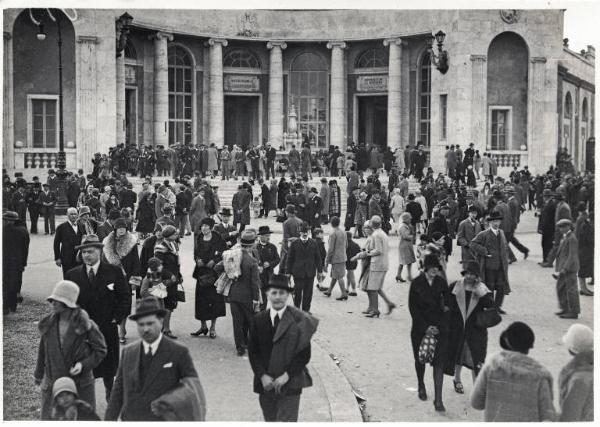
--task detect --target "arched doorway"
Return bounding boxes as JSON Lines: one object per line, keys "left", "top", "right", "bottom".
{"left": 487, "top": 32, "right": 528, "bottom": 152}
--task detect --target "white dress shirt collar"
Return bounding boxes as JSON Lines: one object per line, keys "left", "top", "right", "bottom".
{"left": 490, "top": 227, "right": 499, "bottom": 236}
{"left": 142, "top": 333, "right": 163, "bottom": 356}
{"left": 270, "top": 306, "right": 287, "bottom": 326}
{"left": 88, "top": 261, "right": 101, "bottom": 275}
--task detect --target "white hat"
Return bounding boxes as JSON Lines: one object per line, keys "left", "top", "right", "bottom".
{"left": 47, "top": 280, "right": 80, "bottom": 309}
{"left": 562, "top": 324, "right": 593, "bottom": 354}
{"left": 52, "top": 377, "right": 78, "bottom": 399}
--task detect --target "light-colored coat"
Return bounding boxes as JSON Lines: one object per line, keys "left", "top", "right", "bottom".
{"left": 558, "top": 351, "right": 593, "bottom": 421}
{"left": 325, "top": 227, "right": 347, "bottom": 265}
{"left": 369, "top": 228, "right": 389, "bottom": 272}
{"left": 319, "top": 185, "right": 330, "bottom": 215}
{"left": 471, "top": 350, "right": 556, "bottom": 422}
{"left": 481, "top": 156, "right": 493, "bottom": 176}
{"left": 456, "top": 218, "right": 482, "bottom": 262}
{"left": 470, "top": 228, "right": 511, "bottom": 294}
{"left": 555, "top": 230, "right": 579, "bottom": 274}
{"left": 189, "top": 195, "right": 207, "bottom": 232}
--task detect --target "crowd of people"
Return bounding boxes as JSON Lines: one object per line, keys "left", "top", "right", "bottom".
{"left": 2, "top": 140, "right": 594, "bottom": 421}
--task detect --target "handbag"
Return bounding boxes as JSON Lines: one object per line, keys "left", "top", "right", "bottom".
{"left": 418, "top": 330, "right": 438, "bottom": 364}
{"left": 175, "top": 283, "right": 186, "bottom": 302}
{"left": 476, "top": 307, "right": 502, "bottom": 328}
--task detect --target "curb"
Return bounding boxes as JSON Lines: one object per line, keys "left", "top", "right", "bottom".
{"left": 310, "top": 341, "right": 363, "bottom": 422}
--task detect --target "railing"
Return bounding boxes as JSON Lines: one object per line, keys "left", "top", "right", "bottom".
{"left": 13, "top": 148, "right": 77, "bottom": 169}
{"left": 24, "top": 152, "right": 58, "bottom": 168}
{"left": 488, "top": 151, "right": 527, "bottom": 168}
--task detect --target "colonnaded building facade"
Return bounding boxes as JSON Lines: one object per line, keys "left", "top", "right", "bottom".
{"left": 3, "top": 8, "right": 595, "bottom": 176}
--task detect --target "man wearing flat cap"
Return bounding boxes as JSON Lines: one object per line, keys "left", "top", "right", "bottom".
{"left": 65, "top": 234, "right": 130, "bottom": 402}
{"left": 106, "top": 297, "right": 205, "bottom": 421}
{"left": 553, "top": 219, "right": 580, "bottom": 319}
{"left": 248, "top": 275, "right": 318, "bottom": 421}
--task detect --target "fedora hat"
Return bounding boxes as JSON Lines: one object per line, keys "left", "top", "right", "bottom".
{"left": 461, "top": 260, "right": 481, "bottom": 277}
{"left": 75, "top": 234, "right": 104, "bottom": 250}
{"left": 47, "top": 280, "right": 80, "bottom": 309}
{"left": 264, "top": 274, "right": 294, "bottom": 292}
{"left": 129, "top": 296, "right": 167, "bottom": 320}
{"left": 220, "top": 207, "right": 232, "bottom": 216}
{"left": 108, "top": 209, "right": 121, "bottom": 220}
{"left": 240, "top": 229, "right": 256, "bottom": 246}
{"left": 258, "top": 225, "right": 273, "bottom": 235}
{"left": 423, "top": 254, "right": 442, "bottom": 271}
{"left": 486, "top": 211, "right": 503, "bottom": 222}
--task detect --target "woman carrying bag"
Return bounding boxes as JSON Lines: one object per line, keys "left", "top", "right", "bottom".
{"left": 191, "top": 217, "right": 227, "bottom": 338}
{"left": 153, "top": 225, "right": 182, "bottom": 339}
{"left": 35, "top": 280, "right": 107, "bottom": 420}
{"left": 408, "top": 254, "right": 451, "bottom": 412}
{"left": 445, "top": 260, "right": 496, "bottom": 394}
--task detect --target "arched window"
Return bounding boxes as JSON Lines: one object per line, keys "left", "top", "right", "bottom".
{"left": 355, "top": 48, "right": 388, "bottom": 68}
{"left": 289, "top": 52, "right": 328, "bottom": 148}
{"left": 581, "top": 97, "right": 588, "bottom": 122}
{"left": 168, "top": 46, "right": 193, "bottom": 145}
{"left": 564, "top": 92, "right": 573, "bottom": 119}
{"left": 418, "top": 52, "right": 431, "bottom": 147}
{"left": 223, "top": 48, "right": 261, "bottom": 68}
{"left": 124, "top": 42, "right": 137, "bottom": 60}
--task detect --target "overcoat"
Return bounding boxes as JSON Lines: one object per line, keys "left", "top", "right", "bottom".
{"left": 469, "top": 228, "right": 511, "bottom": 294}
{"left": 232, "top": 189, "right": 251, "bottom": 225}
{"left": 35, "top": 308, "right": 107, "bottom": 419}
{"left": 66, "top": 262, "right": 130, "bottom": 378}
{"left": 189, "top": 195, "right": 207, "bottom": 232}
{"left": 456, "top": 218, "right": 482, "bottom": 262}
{"left": 444, "top": 280, "right": 494, "bottom": 376}
{"left": 53, "top": 221, "right": 83, "bottom": 272}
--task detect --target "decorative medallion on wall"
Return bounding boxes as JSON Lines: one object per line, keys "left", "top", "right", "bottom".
{"left": 499, "top": 10, "right": 521, "bottom": 24}
{"left": 237, "top": 12, "right": 259, "bottom": 37}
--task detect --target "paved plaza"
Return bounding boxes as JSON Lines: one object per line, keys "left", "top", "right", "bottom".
{"left": 15, "top": 179, "right": 593, "bottom": 421}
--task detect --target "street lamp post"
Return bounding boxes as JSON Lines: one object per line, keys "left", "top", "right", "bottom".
{"left": 33, "top": 8, "right": 69, "bottom": 213}
{"left": 426, "top": 30, "right": 449, "bottom": 74}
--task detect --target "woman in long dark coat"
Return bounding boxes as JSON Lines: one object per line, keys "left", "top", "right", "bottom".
{"left": 154, "top": 225, "right": 181, "bottom": 339}
{"left": 135, "top": 192, "right": 156, "bottom": 237}
{"left": 191, "top": 217, "right": 226, "bottom": 338}
{"left": 35, "top": 280, "right": 107, "bottom": 419}
{"left": 444, "top": 261, "right": 494, "bottom": 394}
{"left": 408, "top": 254, "right": 451, "bottom": 412}
{"left": 277, "top": 178, "right": 290, "bottom": 213}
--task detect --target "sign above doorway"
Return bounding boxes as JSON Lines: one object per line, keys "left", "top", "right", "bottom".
{"left": 224, "top": 74, "right": 260, "bottom": 92}
{"left": 356, "top": 75, "right": 388, "bottom": 92}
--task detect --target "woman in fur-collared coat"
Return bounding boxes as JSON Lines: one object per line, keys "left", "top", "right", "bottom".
{"left": 35, "top": 281, "right": 107, "bottom": 420}
{"left": 102, "top": 218, "right": 141, "bottom": 343}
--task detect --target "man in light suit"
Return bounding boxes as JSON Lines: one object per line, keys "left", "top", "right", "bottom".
{"left": 248, "top": 275, "right": 318, "bottom": 422}
{"left": 323, "top": 216, "right": 348, "bottom": 299}
{"left": 553, "top": 219, "right": 580, "bottom": 319}
{"left": 229, "top": 230, "right": 261, "bottom": 357}
{"left": 456, "top": 206, "right": 482, "bottom": 264}
{"left": 470, "top": 212, "right": 511, "bottom": 314}
{"left": 106, "top": 297, "right": 205, "bottom": 421}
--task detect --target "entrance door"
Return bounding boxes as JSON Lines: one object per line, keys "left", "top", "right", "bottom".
{"left": 224, "top": 96, "right": 259, "bottom": 150}
{"left": 586, "top": 137, "right": 595, "bottom": 172}
{"left": 125, "top": 88, "right": 137, "bottom": 145}
{"left": 358, "top": 96, "right": 388, "bottom": 149}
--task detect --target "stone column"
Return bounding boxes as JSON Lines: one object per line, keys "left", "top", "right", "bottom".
{"left": 384, "top": 38, "right": 403, "bottom": 149}
{"left": 207, "top": 38, "right": 228, "bottom": 147}
{"left": 267, "top": 41, "right": 287, "bottom": 148}
{"left": 470, "top": 55, "right": 487, "bottom": 154}
{"left": 150, "top": 31, "right": 173, "bottom": 147}
{"left": 3, "top": 31, "right": 14, "bottom": 169}
{"left": 202, "top": 46, "right": 210, "bottom": 143}
{"left": 529, "top": 57, "right": 549, "bottom": 173}
{"left": 116, "top": 54, "right": 126, "bottom": 145}
{"left": 76, "top": 36, "right": 101, "bottom": 172}
{"left": 327, "top": 41, "right": 347, "bottom": 149}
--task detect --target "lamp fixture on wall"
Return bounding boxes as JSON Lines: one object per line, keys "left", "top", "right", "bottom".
{"left": 426, "top": 30, "right": 449, "bottom": 74}
{"left": 116, "top": 12, "right": 134, "bottom": 57}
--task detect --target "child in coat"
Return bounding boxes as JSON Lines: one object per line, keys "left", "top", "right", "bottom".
{"left": 140, "top": 257, "right": 178, "bottom": 312}
{"left": 51, "top": 377, "right": 100, "bottom": 421}
{"left": 345, "top": 232, "right": 361, "bottom": 296}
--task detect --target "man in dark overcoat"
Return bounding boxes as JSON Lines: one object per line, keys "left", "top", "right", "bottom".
{"left": 554, "top": 219, "right": 580, "bottom": 319}
{"left": 54, "top": 207, "right": 85, "bottom": 278}
{"left": 3, "top": 211, "right": 29, "bottom": 314}
{"left": 248, "top": 275, "right": 318, "bottom": 422}
{"left": 228, "top": 230, "right": 261, "bottom": 356}
{"left": 287, "top": 223, "right": 323, "bottom": 313}
{"left": 232, "top": 185, "right": 251, "bottom": 233}
{"left": 469, "top": 211, "right": 511, "bottom": 314}
{"left": 505, "top": 186, "right": 529, "bottom": 261}
{"left": 38, "top": 183, "right": 57, "bottom": 234}
{"left": 537, "top": 189, "right": 557, "bottom": 262}
{"left": 97, "top": 209, "right": 121, "bottom": 242}
{"left": 255, "top": 226, "right": 281, "bottom": 309}
{"left": 305, "top": 188, "right": 323, "bottom": 231}
{"left": 106, "top": 297, "right": 205, "bottom": 421}
{"left": 66, "top": 234, "right": 130, "bottom": 402}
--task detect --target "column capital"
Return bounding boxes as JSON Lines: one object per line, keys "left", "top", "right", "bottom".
{"left": 531, "top": 56, "right": 547, "bottom": 64}
{"left": 383, "top": 37, "right": 404, "bottom": 47}
{"left": 206, "top": 38, "right": 228, "bottom": 47}
{"left": 327, "top": 41, "right": 347, "bottom": 50}
{"left": 148, "top": 31, "right": 174, "bottom": 42}
{"left": 267, "top": 41, "right": 287, "bottom": 50}
{"left": 4, "top": 31, "right": 11, "bottom": 40}
{"left": 77, "top": 35, "right": 100, "bottom": 45}
{"left": 470, "top": 54, "right": 487, "bottom": 62}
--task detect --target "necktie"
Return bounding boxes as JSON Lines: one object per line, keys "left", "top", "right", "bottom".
{"left": 88, "top": 268, "right": 95, "bottom": 283}
{"left": 273, "top": 314, "right": 280, "bottom": 330}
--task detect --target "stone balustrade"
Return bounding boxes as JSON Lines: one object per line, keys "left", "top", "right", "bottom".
{"left": 488, "top": 151, "right": 527, "bottom": 168}
{"left": 14, "top": 148, "right": 77, "bottom": 169}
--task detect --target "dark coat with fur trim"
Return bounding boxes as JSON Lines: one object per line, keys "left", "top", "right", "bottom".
{"left": 35, "top": 308, "right": 107, "bottom": 419}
